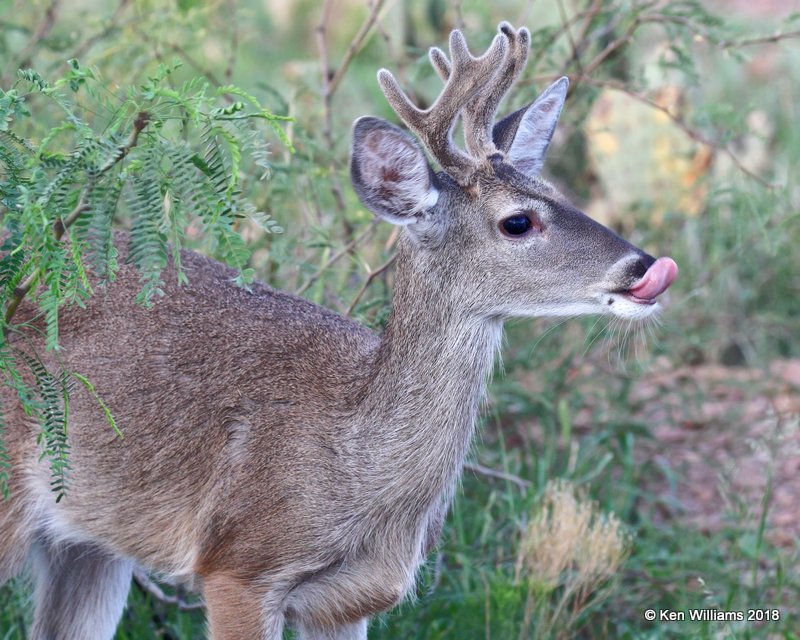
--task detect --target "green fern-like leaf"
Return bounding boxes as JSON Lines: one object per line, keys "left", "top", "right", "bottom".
{"left": 37, "top": 134, "right": 95, "bottom": 215}
{"left": 37, "top": 238, "right": 67, "bottom": 351}
{"left": 0, "top": 401, "right": 11, "bottom": 501}
{"left": 0, "top": 130, "right": 34, "bottom": 212}
{"left": 70, "top": 371, "right": 122, "bottom": 438}
{"left": 127, "top": 146, "right": 167, "bottom": 306}
{"left": 0, "top": 230, "right": 27, "bottom": 296}
{"left": 19, "top": 352, "right": 70, "bottom": 502}
{"left": 84, "top": 176, "right": 123, "bottom": 282}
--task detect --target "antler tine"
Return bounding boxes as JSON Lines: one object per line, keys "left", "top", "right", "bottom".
{"left": 467, "top": 23, "right": 530, "bottom": 157}
{"left": 428, "top": 47, "right": 451, "bottom": 82}
{"left": 435, "top": 23, "right": 531, "bottom": 159}
{"left": 378, "top": 30, "right": 508, "bottom": 184}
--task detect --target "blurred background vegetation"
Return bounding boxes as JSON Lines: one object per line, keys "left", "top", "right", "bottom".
{"left": 1, "top": 0, "right": 799, "bottom": 637}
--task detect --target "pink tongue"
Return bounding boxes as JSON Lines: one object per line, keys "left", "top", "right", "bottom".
{"left": 629, "top": 257, "right": 678, "bottom": 300}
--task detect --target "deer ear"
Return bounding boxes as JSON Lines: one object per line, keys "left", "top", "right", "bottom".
{"left": 350, "top": 117, "right": 439, "bottom": 226}
{"left": 493, "top": 76, "right": 569, "bottom": 178}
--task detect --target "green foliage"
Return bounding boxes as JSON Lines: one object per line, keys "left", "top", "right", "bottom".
{"left": 70, "top": 371, "right": 122, "bottom": 438}
{"left": 0, "top": 403, "right": 10, "bottom": 501}
{"left": 19, "top": 352, "right": 70, "bottom": 501}
{"left": 0, "top": 58, "right": 289, "bottom": 498}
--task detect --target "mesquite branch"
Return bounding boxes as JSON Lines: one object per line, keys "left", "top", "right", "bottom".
{"left": 3, "top": 111, "right": 150, "bottom": 326}
{"left": 465, "top": 462, "right": 531, "bottom": 491}
{"left": 316, "top": 0, "right": 385, "bottom": 140}
{"left": 133, "top": 568, "right": 205, "bottom": 612}
{"left": 316, "top": 0, "right": 385, "bottom": 219}
{"left": 296, "top": 220, "right": 378, "bottom": 296}
{"left": 346, "top": 254, "right": 396, "bottom": 316}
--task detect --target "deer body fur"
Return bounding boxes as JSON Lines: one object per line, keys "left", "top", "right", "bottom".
{"left": 1, "top": 236, "right": 501, "bottom": 638}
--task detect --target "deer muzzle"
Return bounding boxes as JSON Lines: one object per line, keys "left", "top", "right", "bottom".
{"left": 626, "top": 257, "right": 679, "bottom": 304}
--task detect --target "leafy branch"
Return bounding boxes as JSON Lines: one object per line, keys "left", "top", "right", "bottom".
{"left": 4, "top": 111, "right": 150, "bottom": 325}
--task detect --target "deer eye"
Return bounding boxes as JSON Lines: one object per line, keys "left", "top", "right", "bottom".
{"left": 500, "top": 214, "right": 534, "bottom": 237}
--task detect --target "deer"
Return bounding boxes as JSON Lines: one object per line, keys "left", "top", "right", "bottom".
{"left": 0, "top": 22, "right": 677, "bottom": 640}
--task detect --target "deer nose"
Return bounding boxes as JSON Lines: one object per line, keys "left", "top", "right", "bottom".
{"left": 629, "top": 254, "right": 656, "bottom": 280}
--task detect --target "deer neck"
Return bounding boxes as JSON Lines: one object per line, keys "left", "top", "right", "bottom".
{"left": 358, "top": 239, "right": 504, "bottom": 508}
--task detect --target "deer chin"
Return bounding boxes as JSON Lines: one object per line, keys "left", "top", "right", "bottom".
{"left": 604, "top": 294, "right": 666, "bottom": 320}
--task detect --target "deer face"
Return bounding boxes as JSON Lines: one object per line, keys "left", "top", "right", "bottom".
{"left": 350, "top": 23, "right": 677, "bottom": 322}
{"left": 445, "top": 166, "right": 677, "bottom": 321}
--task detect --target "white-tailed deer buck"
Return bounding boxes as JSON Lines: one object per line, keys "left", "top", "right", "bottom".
{"left": 0, "top": 22, "right": 676, "bottom": 640}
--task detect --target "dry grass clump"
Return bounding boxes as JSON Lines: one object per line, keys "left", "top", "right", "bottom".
{"left": 515, "top": 480, "right": 631, "bottom": 640}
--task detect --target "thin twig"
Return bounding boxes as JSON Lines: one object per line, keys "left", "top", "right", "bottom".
{"left": 626, "top": 12, "right": 800, "bottom": 51}
{"left": 580, "top": 13, "right": 642, "bottom": 78}
{"left": 314, "top": 0, "right": 348, "bottom": 215}
{"left": 2, "top": 0, "right": 60, "bottom": 85}
{"left": 295, "top": 220, "right": 378, "bottom": 295}
{"left": 133, "top": 568, "right": 205, "bottom": 612}
{"left": 4, "top": 112, "right": 150, "bottom": 326}
{"left": 58, "top": 0, "right": 132, "bottom": 68}
{"left": 718, "top": 29, "right": 800, "bottom": 49}
{"left": 130, "top": 25, "right": 248, "bottom": 107}
{"left": 557, "top": 0, "right": 582, "bottom": 75}
{"left": 316, "top": 0, "right": 336, "bottom": 153}
{"left": 327, "top": 0, "right": 385, "bottom": 98}
{"left": 465, "top": 462, "right": 531, "bottom": 491}
{"left": 553, "top": 0, "right": 662, "bottom": 85}
{"left": 577, "top": 8, "right": 800, "bottom": 80}
{"left": 528, "top": 0, "right": 784, "bottom": 189}
{"left": 558, "top": 0, "right": 603, "bottom": 77}
{"left": 311, "top": 2, "right": 390, "bottom": 278}
{"left": 529, "top": 5, "right": 610, "bottom": 74}
{"left": 345, "top": 253, "right": 396, "bottom": 316}
{"left": 316, "top": 0, "right": 385, "bottom": 219}
{"left": 129, "top": 24, "right": 227, "bottom": 98}
{"left": 169, "top": 41, "right": 225, "bottom": 87}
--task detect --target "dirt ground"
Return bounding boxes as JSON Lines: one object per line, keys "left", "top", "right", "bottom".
{"left": 570, "top": 357, "right": 800, "bottom": 549}
{"left": 632, "top": 359, "right": 800, "bottom": 548}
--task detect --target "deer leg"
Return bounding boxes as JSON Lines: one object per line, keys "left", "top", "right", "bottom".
{"left": 29, "top": 537, "right": 133, "bottom": 640}
{"left": 204, "top": 573, "right": 285, "bottom": 640}
{"left": 295, "top": 618, "right": 369, "bottom": 640}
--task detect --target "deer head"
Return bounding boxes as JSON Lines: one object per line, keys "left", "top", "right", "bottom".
{"left": 350, "top": 23, "right": 677, "bottom": 322}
